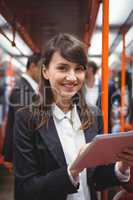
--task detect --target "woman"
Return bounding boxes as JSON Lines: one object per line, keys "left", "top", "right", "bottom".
{"left": 13, "top": 33, "right": 133, "bottom": 200}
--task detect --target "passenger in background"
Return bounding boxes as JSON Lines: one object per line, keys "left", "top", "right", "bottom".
{"left": 83, "top": 61, "right": 116, "bottom": 133}
{"left": 83, "top": 61, "right": 100, "bottom": 107}
{"left": 2, "top": 53, "right": 42, "bottom": 162}
{"left": 111, "top": 70, "right": 132, "bottom": 133}
{"left": 13, "top": 33, "right": 133, "bottom": 200}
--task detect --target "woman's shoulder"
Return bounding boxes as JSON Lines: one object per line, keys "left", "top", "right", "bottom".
{"left": 15, "top": 107, "right": 40, "bottom": 133}
{"left": 16, "top": 106, "right": 32, "bottom": 117}
{"left": 15, "top": 106, "right": 34, "bottom": 126}
{"left": 15, "top": 106, "right": 46, "bottom": 130}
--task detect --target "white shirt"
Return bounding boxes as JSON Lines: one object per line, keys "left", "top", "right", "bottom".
{"left": 52, "top": 104, "right": 130, "bottom": 200}
{"left": 83, "top": 75, "right": 99, "bottom": 106}
{"left": 22, "top": 73, "right": 39, "bottom": 94}
{"left": 52, "top": 104, "right": 91, "bottom": 200}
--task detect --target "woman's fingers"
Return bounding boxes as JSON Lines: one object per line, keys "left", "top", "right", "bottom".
{"left": 117, "top": 147, "right": 133, "bottom": 167}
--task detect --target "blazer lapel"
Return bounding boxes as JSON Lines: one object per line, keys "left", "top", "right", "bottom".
{"left": 38, "top": 117, "right": 67, "bottom": 167}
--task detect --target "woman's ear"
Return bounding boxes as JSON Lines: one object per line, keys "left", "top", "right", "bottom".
{"left": 42, "top": 66, "right": 49, "bottom": 80}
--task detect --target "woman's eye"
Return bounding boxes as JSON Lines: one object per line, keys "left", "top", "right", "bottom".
{"left": 75, "top": 66, "right": 85, "bottom": 72}
{"left": 57, "top": 66, "right": 67, "bottom": 71}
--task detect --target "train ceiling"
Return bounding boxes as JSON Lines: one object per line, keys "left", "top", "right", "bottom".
{"left": 0, "top": 0, "right": 133, "bottom": 68}
{"left": 0, "top": 0, "right": 93, "bottom": 52}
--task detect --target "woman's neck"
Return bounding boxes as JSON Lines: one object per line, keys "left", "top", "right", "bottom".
{"left": 55, "top": 99, "right": 71, "bottom": 113}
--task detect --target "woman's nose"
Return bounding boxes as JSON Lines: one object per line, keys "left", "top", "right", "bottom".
{"left": 66, "top": 73, "right": 77, "bottom": 81}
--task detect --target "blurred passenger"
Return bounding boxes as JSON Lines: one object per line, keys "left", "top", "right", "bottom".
{"left": 2, "top": 53, "right": 42, "bottom": 162}
{"left": 83, "top": 61, "right": 116, "bottom": 133}
{"left": 83, "top": 61, "right": 100, "bottom": 107}
{"left": 13, "top": 33, "right": 133, "bottom": 200}
{"left": 0, "top": 68, "right": 6, "bottom": 126}
{"left": 111, "top": 70, "right": 132, "bottom": 132}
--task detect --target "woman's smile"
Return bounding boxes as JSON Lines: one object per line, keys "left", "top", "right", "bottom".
{"left": 61, "top": 82, "right": 78, "bottom": 90}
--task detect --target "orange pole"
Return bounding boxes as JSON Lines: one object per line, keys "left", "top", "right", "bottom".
{"left": 120, "top": 32, "right": 126, "bottom": 132}
{"left": 101, "top": 0, "right": 109, "bottom": 199}
{"left": 102, "top": 0, "right": 109, "bottom": 134}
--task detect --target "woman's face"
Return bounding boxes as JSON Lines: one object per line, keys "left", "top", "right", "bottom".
{"left": 42, "top": 51, "right": 85, "bottom": 103}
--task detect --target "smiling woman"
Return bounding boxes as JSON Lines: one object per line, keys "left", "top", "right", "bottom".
{"left": 37, "top": 33, "right": 94, "bottom": 129}
{"left": 42, "top": 51, "right": 86, "bottom": 111}
{"left": 13, "top": 33, "right": 133, "bottom": 200}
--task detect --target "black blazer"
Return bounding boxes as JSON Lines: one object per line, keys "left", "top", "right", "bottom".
{"left": 3, "top": 77, "right": 36, "bottom": 161}
{"left": 13, "top": 107, "right": 122, "bottom": 200}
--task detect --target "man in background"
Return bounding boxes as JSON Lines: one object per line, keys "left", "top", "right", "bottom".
{"left": 3, "top": 53, "right": 42, "bottom": 162}
{"left": 83, "top": 61, "right": 116, "bottom": 133}
{"left": 83, "top": 61, "right": 100, "bottom": 107}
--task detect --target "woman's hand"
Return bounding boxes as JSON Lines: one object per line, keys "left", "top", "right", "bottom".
{"left": 117, "top": 147, "right": 133, "bottom": 173}
{"left": 69, "top": 143, "right": 90, "bottom": 177}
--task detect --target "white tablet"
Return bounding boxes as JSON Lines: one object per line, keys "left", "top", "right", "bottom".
{"left": 71, "top": 131, "right": 133, "bottom": 170}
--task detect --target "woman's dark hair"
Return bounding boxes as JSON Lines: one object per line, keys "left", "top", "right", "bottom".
{"left": 31, "top": 33, "right": 95, "bottom": 129}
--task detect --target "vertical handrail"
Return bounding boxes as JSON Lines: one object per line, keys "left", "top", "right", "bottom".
{"left": 102, "top": 0, "right": 109, "bottom": 134}
{"left": 101, "top": 0, "right": 109, "bottom": 199}
{"left": 120, "top": 32, "right": 126, "bottom": 132}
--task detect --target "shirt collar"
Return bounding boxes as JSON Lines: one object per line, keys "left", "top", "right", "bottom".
{"left": 52, "top": 103, "right": 72, "bottom": 121}
{"left": 22, "top": 73, "right": 39, "bottom": 94}
{"left": 52, "top": 103, "right": 81, "bottom": 130}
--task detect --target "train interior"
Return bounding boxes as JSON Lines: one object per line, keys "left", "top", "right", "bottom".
{"left": 0, "top": 0, "right": 133, "bottom": 199}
